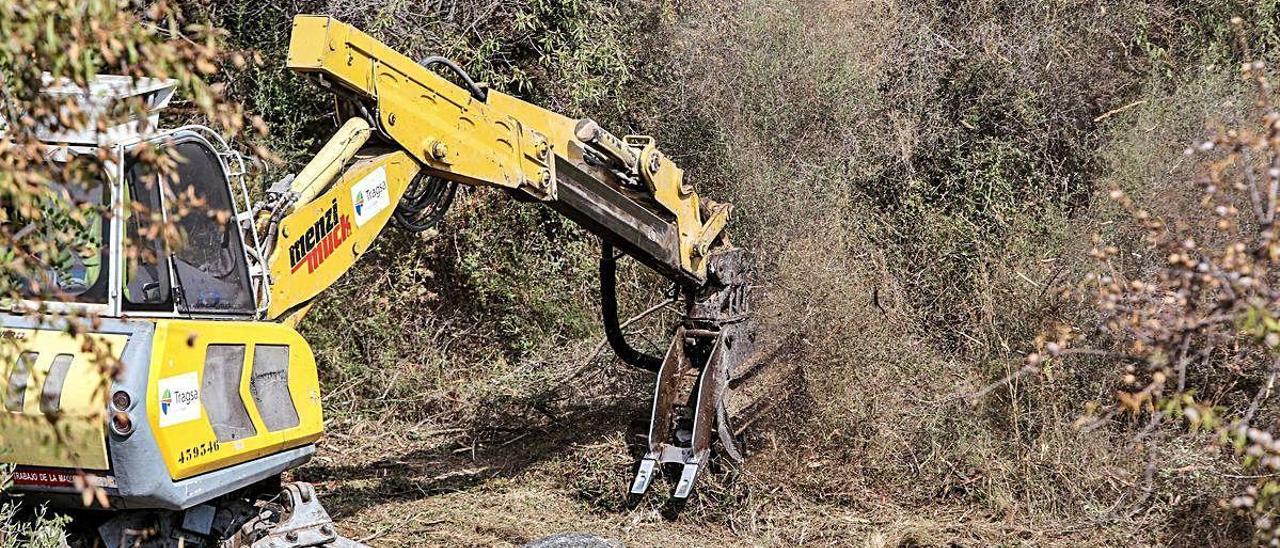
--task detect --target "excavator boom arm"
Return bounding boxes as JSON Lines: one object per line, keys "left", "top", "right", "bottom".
{"left": 263, "top": 15, "right": 755, "bottom": 501}
{"left": 282, "top": 15, "right": 728, "bottom": 289}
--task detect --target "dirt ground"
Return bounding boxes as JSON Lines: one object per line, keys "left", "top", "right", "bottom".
{"left": 294, "top": 416, "right": 1132, "bottom": 547}
{"left": 295, "top": 411, "right": 735, "bottom": 546}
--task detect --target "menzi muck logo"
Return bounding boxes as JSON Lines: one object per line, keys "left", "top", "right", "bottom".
{"left": 290, "top": 199, "right": 353, "bottom": 274}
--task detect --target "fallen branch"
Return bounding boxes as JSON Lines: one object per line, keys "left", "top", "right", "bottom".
{"left": 1241, "top": 356, "right": 1280, "bottom": 430}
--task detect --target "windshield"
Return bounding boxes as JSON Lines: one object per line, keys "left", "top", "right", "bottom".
{"left": 7, "top": 161, "right": 110, "bottom": 304}
{"left": 165, "top": 139, "right": 254, "bottom": 314}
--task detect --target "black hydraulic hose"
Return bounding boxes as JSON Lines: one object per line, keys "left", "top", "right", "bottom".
{"left": 600, "top": 242, "right": 664, "bottom": 372}
{"left": 418, "top": 56, "right": 488, "bottom": 102}
{"left": 392, "top": 172, "right": 456, "bottom": 233}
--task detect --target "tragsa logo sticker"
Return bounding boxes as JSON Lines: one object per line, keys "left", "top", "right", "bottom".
{"left": 350, "top": 167, "right": 390, "bottom": 227}
{"left": 157, "top": 372, "right": 201, "bottom": 427}
{"left": 354, "top": 190, "right": 367, "bottom": 216}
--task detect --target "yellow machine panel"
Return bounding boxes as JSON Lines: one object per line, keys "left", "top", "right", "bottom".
{"left": 287, "top": 16, "right": 557, "bottom": 197}
{"left": 267, "top": 151, "right": 420, "bottom": 318}
{"left": 0, "top": 329, "right": 126, "bottom": 470}
{"left": 149, "top": 320, "right": 324, "bottom": 480}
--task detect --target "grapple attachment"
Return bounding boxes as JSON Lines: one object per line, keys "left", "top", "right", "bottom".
{"left": 630, "top": 248, "right": 755, "bottom": 499}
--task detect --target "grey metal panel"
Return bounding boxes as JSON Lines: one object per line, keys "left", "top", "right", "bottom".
{"left": 111, "top": 445, "right": 315, "bottom": 510}
{"left": 39, "top": 354, "right": 74, "bottom": 414}
{"left": 251, "top": 345, "right": 300, "bottom": 432}
{"left": 3, "top": 352, "right": 35, "bottom": 411}
{"left": 550, "top": 156, "right": 697, "bottom": 286}
{"left": 202, "top": 344, "right": 256, "bottom": 443}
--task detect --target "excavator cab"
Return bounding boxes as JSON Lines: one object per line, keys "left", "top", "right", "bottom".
{"left": 5, "top": 77, "right": 267, "bottom": 318}
{"left": 1, "top": 78, "right": 326, "bottom": 546}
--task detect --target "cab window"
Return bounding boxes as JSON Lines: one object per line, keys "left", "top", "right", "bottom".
{"left": 123, "top": 158, "right": 173, "bottom": 310}
{"left": 8, "top": 161, "right": 110, "bottom": 304}
{"left": 165, "top": 140, "right": 255, "bottom": 315}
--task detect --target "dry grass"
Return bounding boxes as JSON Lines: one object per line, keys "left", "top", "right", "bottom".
{"left": 302, "top": 420, "right": 1138, "bottom": 547}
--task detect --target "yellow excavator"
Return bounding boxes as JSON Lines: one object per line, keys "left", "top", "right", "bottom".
{"left": 0, "top": 16, "right": 762, "bottom": 547}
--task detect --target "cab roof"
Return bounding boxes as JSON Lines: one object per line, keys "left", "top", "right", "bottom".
{"left": 9, "top": 74, "right": 177, "bottom": 146}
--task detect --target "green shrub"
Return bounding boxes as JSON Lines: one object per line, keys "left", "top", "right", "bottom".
{"left": 0, "top": 466, "right": 69, "bottom": 548}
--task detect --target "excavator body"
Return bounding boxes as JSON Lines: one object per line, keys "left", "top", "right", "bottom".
{"left": 0, "top": 86, "right": 342, "bottom": 543}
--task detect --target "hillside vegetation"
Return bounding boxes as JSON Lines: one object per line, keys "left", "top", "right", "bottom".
{"left": 13, "top": 0, "right": 1280, "bottom": 545}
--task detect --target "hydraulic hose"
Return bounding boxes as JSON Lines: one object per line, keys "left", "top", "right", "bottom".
{"left": 391, "top": 171, "right": 456, "bottom": 233}
{"left": 600, "top": 242, "right": 663, "bottom": 372}
{"left": 418, "top": 56, "right": 488, "bottom": 102}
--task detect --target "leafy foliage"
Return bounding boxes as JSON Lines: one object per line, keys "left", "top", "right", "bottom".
{"left": 1047, "top": 57, "right": 1280, "bottom": 542}
{"left": 0, "top": 465, "right": 69, "bottom": 548}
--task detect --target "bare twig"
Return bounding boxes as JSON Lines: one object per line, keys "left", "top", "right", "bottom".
{"left": 1175, "top": 333, "right": 1192, "bottom": 393}
{"left": 1092, "top": 99, "right": 1147, "bottom": 123}
{"left": 1243, "top": 148, "right": 1268, "bottom": 223}
{"left": 1125, "top": 411, "right": 1166, "bottom": 518}
{"left": 1078, "top": 407, "right": 1119, "bottom": 433}
{"left": 552, "top": 297, "right": 678, "bottom": 388}
{"left": 1126, "top": 441, "right": 1161, "bottom": 518}
{"left": 963, "top": 363, "right": 1039, "bottom": 403}
{"left": 1241, "top": 356, "right": 1280, "bottom": 429}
